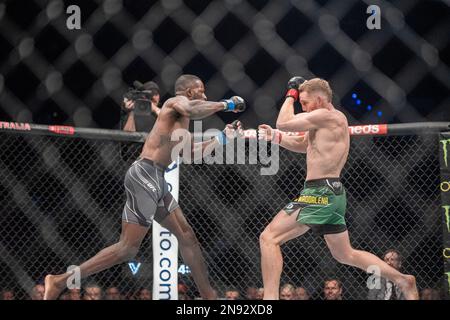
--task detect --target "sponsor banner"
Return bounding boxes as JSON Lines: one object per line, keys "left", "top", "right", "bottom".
{"left": 152, "top": 159, "right": 179, "bottom": 300}
{"left": 48, "top": 125, "right": 75, "bottom": 135}
{"left": 440, "top": 133, "right": 450, "bottom": 297}
{"left": 348, "top": 124, "right": 387, "bottom": 136}
{"left": 0, "top": 122, "right": 388, "bottom": 138}
{"left": 241, "top": 124, "right": 387, "bottom": 139}
{"left": 441, "top": 136, "right": 450, "bottom": 169}
{"left": 0, "top": 121, "right": 31, "bottom": 131}
{"left": 0, "top": 122, "right": 76, "bottom": 135}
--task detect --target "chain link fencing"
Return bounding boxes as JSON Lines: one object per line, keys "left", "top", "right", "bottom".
{"left": 0, "top": 129, "right": 444, "bottom": 300}
{"left": 1, "top": 1, "right": 449, "bottom": 129}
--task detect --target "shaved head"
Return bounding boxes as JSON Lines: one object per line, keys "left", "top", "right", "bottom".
{"left": 175, "top": 74, "right": 202, "bottom": 93}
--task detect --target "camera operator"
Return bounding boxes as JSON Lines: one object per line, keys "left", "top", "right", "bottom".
{"left": 121, "top": 80, "right": 161, "bottom": 132}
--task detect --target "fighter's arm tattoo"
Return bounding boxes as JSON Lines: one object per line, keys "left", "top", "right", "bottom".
{"left": 172, "top": 99, "right": 225, "bottom": 120}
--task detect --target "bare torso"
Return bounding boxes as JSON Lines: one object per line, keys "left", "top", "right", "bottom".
{"left": 305, "top": 109, "right": 349, "bottom": 180}
{"left": 140, "top": 96, "right": 190, "bottom": 167}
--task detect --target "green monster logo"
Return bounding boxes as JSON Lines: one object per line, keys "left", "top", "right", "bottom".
{"left": 446, "top": 272, "right": 450, "bottom": 294}
{"left": 444, "top": 206, "right": 450, "bottom": 233}
{"left": 441, "top": 139, "right": 450, "bottom": 167}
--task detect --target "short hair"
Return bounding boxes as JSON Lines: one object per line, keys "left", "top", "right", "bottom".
{"left": 280, "top": 283, "right": 295, "bottom": 292}
{"left": 141, "top": 81, "right": 159, "bottom": 93}
{"left": 175, "top": 74, "right": 201, "bottom": 93}
{"left": 225, "top": 286, "right": 239, "bottom": 293}
{"left": 383, "top": 249, "right": 403, "bottom": 262}
{"left": 84, "top": 283, "right": 102, "bottom": 290}
{"left": 324, "top": 279, "right": 342, "bottom": 289}
{"left": 299, "top": 78, "right": 333, "bottom": 102}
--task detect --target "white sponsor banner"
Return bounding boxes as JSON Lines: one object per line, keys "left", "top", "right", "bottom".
{"left": 152, "top": 158, "right": 179, "bottom": 300}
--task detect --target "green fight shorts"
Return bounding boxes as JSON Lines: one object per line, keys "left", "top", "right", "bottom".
{"left": 283, "top": 178, "right": 347, "bottom": 236}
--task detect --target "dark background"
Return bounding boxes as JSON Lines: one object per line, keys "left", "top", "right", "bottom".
{"left": 0, "top": 0, "right": 449, "bottom": 300}
{"left": 0, "top": 0, "right": 449, "bottom": 131}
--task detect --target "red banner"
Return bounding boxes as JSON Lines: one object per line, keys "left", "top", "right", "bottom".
{"left": 48, "top": 125, "right": 75, "bottom": 135}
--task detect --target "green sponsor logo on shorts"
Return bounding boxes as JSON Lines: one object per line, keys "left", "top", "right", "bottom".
{"left": 295, "top": 195, "right": 329, "bottom": 205}
{"left": 441, "top": 139, "right": 450, "bottom": 167}
{"left": 443, "top": 205, "right": 450, "bottom": 233}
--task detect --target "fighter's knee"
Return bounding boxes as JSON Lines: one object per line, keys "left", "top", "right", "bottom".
{"left": 259, "top": 229, "right": 276, "bottom": 246}
{"left": 331, "top": 250, "right": 354, "bottom": 264}
{"left": 403, "top": 274, "right": 416, "bottom": 284}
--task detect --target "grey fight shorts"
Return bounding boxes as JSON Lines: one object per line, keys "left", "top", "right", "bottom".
{"left": 122, "top": 158, "right": 179, "bottom": 227}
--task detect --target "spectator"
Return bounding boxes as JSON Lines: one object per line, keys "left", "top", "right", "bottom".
{"left": 122, "top": 290, "right": 136, "bottom": 300}
{"left": 178, "top": 283, "right": 188, "bottom": 294}
{"left": 105, "top": 286, "right": 122, "bottom": 300}
{"left": 255, "top": 287, "right": 264, "bottom": 300}
{"left": 295, "top": 287, "right": 310, "bottom": 300}
{"left": 324, "top": 279, "right": 343, "bottom": 300}
{"left": 225, "top": 287, "right": 240, "bottom": 300}
{"left": 121, "top": 80, "right": 161, "bottom": 132}
{"left": 245, "top": 286, "right": 258, "bottom": 300}
{"left": 177, "top": 283, "right": 192, "bottom": 300}
{"left": 137, "top": 288, "right": 152, "bottom": 300}
{"left": 59, "top": 291, "right": 69, "bottom": 300}
{"left": 83, "top": 283, "right": 103, "bottom": 300}
{"left": 280, "top": 283, "right": 296, "bottom": 300}
{"left": 30, "top": 284, "right": 45, "bottom": 300}
{"left": 420, "top": 288, "right": 441, "bottom": 300}
{"left": 368, "top": 249, "right": 405, "bottom": 300}
{"left": 1, "top": 289, "right": 15, "bottom": 300}
{"left": 68, "top": 288, "right": 81, "bottom": 300}
{"left": 178, "top": 293, "right": 191, "bottom": 300}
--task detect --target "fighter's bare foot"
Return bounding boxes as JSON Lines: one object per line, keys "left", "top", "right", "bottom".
{"left": 397, "top": 275, "right": 419, "bottom": 300}
{"left": 44, "top": 274, "right": 66, "bottom": 300}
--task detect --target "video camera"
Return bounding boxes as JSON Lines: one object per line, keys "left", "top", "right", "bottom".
{"left": 122, "top": 80, "right": 159, "bottom": 114}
